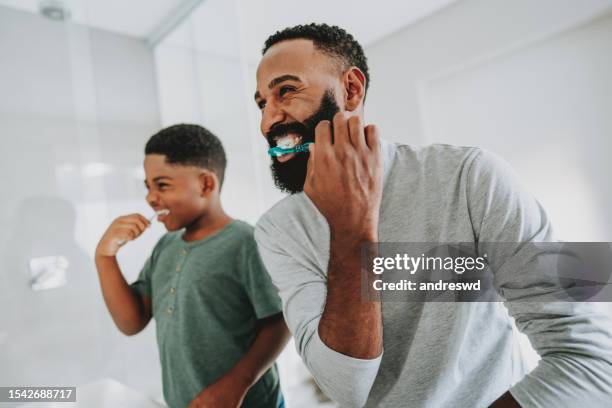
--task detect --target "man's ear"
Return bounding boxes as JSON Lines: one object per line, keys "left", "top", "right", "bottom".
{"left": 199, "top": 171, "right": 218, "bottom": 196}
{"left": 344, "top": 67, "right": 366, "bottom": 112}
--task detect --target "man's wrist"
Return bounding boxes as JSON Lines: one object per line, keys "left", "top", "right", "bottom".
{"left": 330, "top": 227, "right": 377, "bottom": 247}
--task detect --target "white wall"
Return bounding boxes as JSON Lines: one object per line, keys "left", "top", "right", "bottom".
{"left": 0, "top": 5, "right": 164, "bottom": 400}
{"left": 154, "top": 0, "right": 282, "bottom": 225}
{"left": 423, "top": 13, "right": 612, "bottom": 241}
{"left": 366, "top": 0, "right": 612, "bottom": 241}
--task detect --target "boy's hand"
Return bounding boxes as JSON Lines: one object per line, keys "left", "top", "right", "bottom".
{"left": 187, "top": 373, "right": 249, "bottom": 408}
{"left": 303, "top": 112, "right": 383, "bottom": 243}
{"left": 95, "top": 214, "right": 150, "bottom": 257}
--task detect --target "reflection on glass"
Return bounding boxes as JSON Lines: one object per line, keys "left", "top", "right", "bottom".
{"left": 29, "top": 255, "right": 69, "bottom": 291}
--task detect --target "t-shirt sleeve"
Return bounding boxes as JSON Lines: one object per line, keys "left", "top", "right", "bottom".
{"left": 129, "top": 234, "right": 167, "bottom": 298}
{"left": 241, "top": 236, "right": 283, "bottom": 320}
{"left": 130, "top": 255, "right": 154, "bottom": 298}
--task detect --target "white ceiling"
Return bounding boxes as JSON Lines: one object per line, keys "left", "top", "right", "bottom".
{"left": 0, "top": 0, "right": 458, "bottom": 57}
{"left": 161, "top": 0, "right": 459, "bottom": 62}
{"left": 0, "top": 0, "right": 186, "bottom": 38}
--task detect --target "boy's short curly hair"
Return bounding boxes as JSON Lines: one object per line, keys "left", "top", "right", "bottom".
{"left": 262, "top": 23, "right": 370, "bottom": 94}
{"left": 145, "top": 124, "right": 227, "bottom": 188}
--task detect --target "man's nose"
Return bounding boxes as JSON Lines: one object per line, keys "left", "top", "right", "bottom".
{"left": 261, "top": 99, "right": 285, "bottom": 137}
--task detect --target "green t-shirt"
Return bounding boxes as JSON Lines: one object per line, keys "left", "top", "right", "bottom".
{"left": 130, "top": 220, "right": 283, "bottom": 408}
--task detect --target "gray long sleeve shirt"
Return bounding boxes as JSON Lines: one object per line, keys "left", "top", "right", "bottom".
{"left": 254, "top": 140, "right": 612, "bottom": 407}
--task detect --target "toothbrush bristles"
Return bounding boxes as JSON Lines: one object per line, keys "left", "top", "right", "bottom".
{"left": 148, "top": 209, "right": 169, "bottom": 221}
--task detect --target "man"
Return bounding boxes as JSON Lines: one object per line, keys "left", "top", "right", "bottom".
{"left": 252, "top": 23, "right": 612, "bottom": 407}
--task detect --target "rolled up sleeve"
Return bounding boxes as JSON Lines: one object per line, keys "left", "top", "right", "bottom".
{"left": 255, "top": 218, "right": 381, "bottom": 407}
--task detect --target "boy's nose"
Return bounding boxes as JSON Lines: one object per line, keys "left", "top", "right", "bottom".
{"left": 146, "top": 191, "right": 159, "bottom": 207}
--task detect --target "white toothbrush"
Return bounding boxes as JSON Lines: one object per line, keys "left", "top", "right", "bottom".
{"left": 150, "top": 208, "right": 170, "bottom": 221}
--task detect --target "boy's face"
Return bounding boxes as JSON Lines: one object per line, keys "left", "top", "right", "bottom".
{"left": 144, "top": 154, "right": 212, "bottom": 231}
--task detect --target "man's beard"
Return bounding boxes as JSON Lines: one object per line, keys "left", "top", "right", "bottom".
{"left": 267, "top": 89, "right": 340, "bottom": 194}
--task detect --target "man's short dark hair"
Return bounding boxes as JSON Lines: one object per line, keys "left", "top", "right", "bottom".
{"left": 145, "top": 124, "right": 227, "bottom": 188}
{"left": 262, "top": 23, "right": 370, "bottom": 94}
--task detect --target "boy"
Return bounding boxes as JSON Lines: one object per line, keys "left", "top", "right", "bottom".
{"left": 95, "top": 124, "right": 289, "bottom": 408}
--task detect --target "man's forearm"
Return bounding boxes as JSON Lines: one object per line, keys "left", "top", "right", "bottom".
{"left": 227, "top": 313, "right": 290, "bottom": 388}
{"left": 319, "top": 235, "right": 383, "bottom": 359}
{"left": 95, "top": 254, "right": 148, "bottom": 335}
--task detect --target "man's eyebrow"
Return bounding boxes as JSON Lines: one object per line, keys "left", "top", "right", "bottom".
{"left": 254, "top": 74, "right": 302, "bottom": 101}
{"left": 268, "top": 74, "right": 301, "bottom": 89}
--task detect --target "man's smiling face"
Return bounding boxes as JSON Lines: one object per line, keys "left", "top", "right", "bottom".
{"left": 255, "top": 39, "right": 342, "bottom": 194}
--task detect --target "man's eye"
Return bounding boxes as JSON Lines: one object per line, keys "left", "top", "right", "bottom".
{"left": 257, "top": 100, "right": 266, "bottom": 110}
{"left": 158, "top": 184, "right": 169, "bottom": 190}
{"left": 279, "top": 86, "right": 295, "bottom": 97}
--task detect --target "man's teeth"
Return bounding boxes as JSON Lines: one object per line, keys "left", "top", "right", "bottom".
{"left": 275, "top": 134, "right": 301, "bottom": 149}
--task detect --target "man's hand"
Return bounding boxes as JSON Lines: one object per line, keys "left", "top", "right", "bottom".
{"left": 96, "top": 214, "right": 151, "bottom": 257}
{"left": 187, "top": 374, "right": 249, "bottom": 408}
{"left": 303, "top": 112, "right": 382, "bottom": 243}
{"left": 304, "top": 112, "right": 384, "bottom": 359}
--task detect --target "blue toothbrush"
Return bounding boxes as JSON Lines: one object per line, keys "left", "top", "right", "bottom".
{"left": 268, "top": 142, "right": 313, "bottom": 157}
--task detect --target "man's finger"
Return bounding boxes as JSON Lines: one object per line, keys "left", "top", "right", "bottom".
{"left": 332, "top": 111, "right": 351, "bottom": 148}
{"left": 348, "top": 116, "right": 366, "bottom": 150}
{"left": 306, "top": 143, "right": 316, "bottom": 180}
{"left": 315, "top": 120, "right": 332, "bottom": 148}
{"left": 365, "top": 124, "right": 381, "bottom": 155}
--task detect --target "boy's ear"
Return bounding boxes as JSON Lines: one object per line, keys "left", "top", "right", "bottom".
{"left": 343, "top": 67, "right": 366, "bottom": 112}
{"left": 198, "top": 171, "right": 218, "bottom": 195}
